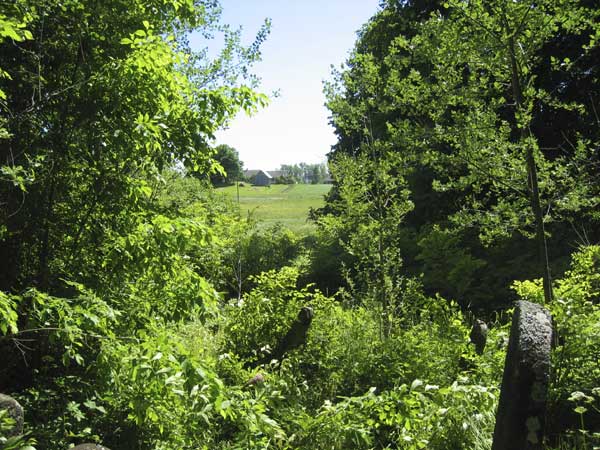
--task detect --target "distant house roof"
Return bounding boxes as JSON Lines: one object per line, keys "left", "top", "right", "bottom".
{"left": 243, "top": 170, "right": 260, "bottom": 178}
{"left": 244, "top": 169, "right": 285, "bottom": 179}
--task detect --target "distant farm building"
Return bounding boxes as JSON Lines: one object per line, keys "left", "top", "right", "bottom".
{"left": 243, "top": 169, "right": 284, "bottom": 186}
{"left": 252, "top": 170, "right": 273, "bottom": 186}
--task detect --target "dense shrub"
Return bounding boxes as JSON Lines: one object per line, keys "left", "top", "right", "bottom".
{"left": 289, "top": 380, "right": 497, "bottom": 450}
{"left": 301, "top": 294, "right": 473, "bottom": 401}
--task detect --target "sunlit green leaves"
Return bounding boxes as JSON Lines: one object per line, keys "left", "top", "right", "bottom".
{"left": 0, "top": 13, "right": 33, "bottom": 42}
{"left": 0, "top": 291, "right": 20, "bottom": 335}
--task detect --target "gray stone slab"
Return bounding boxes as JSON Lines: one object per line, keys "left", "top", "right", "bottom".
{"left": 492, "top": 300, "right": 553, "bottom": 450}
{"left": 255, "top": 306, "right": 313, "bottom": 367}
{"left": 0, "top": 393, "right": 24, "bottom": 437}
{"left": 470, "top": 319, "right": 488, "bottom": 355}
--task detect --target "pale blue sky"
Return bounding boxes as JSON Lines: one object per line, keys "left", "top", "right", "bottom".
{"left": 192, "top": 0, "right": 380, "bottom": 170}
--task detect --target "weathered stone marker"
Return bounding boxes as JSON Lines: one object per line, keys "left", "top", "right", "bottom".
{"left": 245, "top": 372, "right": 265, "bottom": 387}
{"left": 469, "top": 319, "right": 488, "bottom": 355}
{"left": 253, "top": 306, "right": 314, "bottom": 367}
{"left": 492, "top": 300, "right": 553, "bottom": 450}
{"left": 0, "top": 393, "right": 24, "bottom": 437}
{"left": 272, "top": 306, "right": 313, "bottom": 360}
{"left": 71, "top": 444, "right": 111, "bottom": 450}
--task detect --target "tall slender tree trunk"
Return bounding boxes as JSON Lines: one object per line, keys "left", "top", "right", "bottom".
{"left": 39, "top": 175, "right": 56, "bottom": 290}
{"left": 378, "top": 225, "right": 390, "bottom": 339}
{"left": 508, "top": 38, "right": 553, "bottom": 303}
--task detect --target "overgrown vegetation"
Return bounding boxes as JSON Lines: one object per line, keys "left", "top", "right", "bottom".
{"left": 1, "top": 0, "right": 599, "bottom": 449}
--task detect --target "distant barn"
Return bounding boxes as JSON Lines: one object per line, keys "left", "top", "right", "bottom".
{"left": 254, "top": 170, "right": 273, "bottom": 186}
{"left": 243, "top": 169, "right": 284, "bottom": 186}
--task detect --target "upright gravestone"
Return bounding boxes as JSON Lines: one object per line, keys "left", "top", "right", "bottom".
{"left": 254, "top": 306, "right": 314, "bottom": 367}
{"left": 272, "top": 306, "right": 314, "bottom": 360}
{"left": 0, "top": 393, "right": 24, "bottom": 437}
{"left": 469, "top": 319, "right": 488, "bottom": 355}
{"left": 492, "top": 300, "right": 553, "bottom": 450}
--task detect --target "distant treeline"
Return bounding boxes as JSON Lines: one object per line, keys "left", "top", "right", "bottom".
{"left": 276, "top": 163, "right": 329, "bottom": 184}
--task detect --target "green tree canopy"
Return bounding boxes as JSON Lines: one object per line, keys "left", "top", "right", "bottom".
{"left": 210, "top": 144, "right": 243, "bottom": 186}
{"left": 0, "top": 0, "right": 269, "bottom": 292}
{"left": 322, "top": 0, "right": 600, "bottom": 308}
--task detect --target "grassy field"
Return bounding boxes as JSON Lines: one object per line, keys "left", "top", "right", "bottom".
{"left": 216, "top": 183, "right": 331, "bottom": 234}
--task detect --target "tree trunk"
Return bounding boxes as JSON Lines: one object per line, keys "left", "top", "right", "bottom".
{"left": 508, "top": 38, "right": 553, "bottom": 303}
